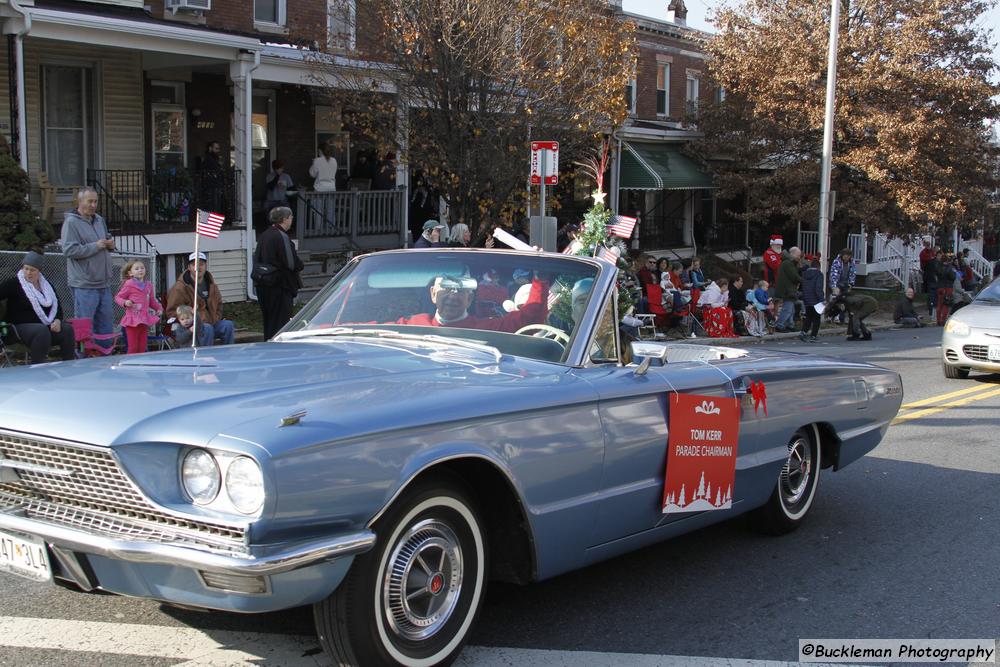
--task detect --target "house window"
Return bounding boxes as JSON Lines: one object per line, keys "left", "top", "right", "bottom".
{"left": 41, "top": 64, "right": 97, "bottom": 186}
{"left": 656, "top": 63, "right": 670, "bottom": 116}
{"left": 716, "top": 86, "right": 726, "bottom": 104}
{"left": 625, "top": 75, "right": 636, "bottom": 115}
{"left": 254, "top": 0, "right": 285, "bottom": 25}
{"left": 686, "top": 74, "right": 700, "bottom": 115}
{"left": 327, "top": 0, "right": 356, "bottom": 51}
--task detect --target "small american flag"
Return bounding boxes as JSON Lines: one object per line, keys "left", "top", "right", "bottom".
{"left": 196, "top": 210, "right": 225, "bottom": 238}
{"left": 607, "top": 215, "right": 637, "bottom": 239}
{"left": 596, "top": 245, "right": 615, "bottom": 261}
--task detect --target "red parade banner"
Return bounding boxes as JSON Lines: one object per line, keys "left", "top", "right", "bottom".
{"left": 662, "top": 393, "right": 741, "bottom": 514}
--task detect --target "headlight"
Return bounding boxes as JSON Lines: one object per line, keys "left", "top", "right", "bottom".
{"left": 182, "top": 449, "right": 220, "bottom": 504}
{"left": 944, "top": 319, "right": 970, "bottom": 336}
{"left": 225, "top": 456, "right": 264, "bottom": 514}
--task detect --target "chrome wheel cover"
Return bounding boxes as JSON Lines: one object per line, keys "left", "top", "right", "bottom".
{"left": 382, "top": 518, "right": 464, "bottom": 642}
{"left": 780, "top": 436, "right": 812, "bottom": 506}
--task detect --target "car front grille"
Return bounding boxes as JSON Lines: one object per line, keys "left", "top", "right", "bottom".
{"left": 0, "top": 431, "right": 247, "bottom": 554}
{"left": 963, "top": 345, "right": 991, "bottom": 362}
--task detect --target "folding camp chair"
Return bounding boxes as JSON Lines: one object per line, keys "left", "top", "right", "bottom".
{"left": 68, "top": 318, "right": 122, "bottom": 357}
{"left": 637, "top": 284, "right": 671, "bottom": 334}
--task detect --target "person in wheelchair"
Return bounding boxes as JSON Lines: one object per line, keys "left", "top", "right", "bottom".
{"left": 397, "top": 274, "right": 549, "bottom": 334}
{"left": 0, "top": 251, "right": 76, "bottom": 364}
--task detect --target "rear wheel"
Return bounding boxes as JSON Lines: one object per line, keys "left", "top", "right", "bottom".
{"left": 750, "top": 428, "right": 820, "bottom": 535}
{"left": 942, "top": 363, "right": 969, "bottom": 379}
{"left": 314, "top": 477, "right": 486, "bottom": 666}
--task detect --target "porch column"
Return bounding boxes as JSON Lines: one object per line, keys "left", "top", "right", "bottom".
{"left": 396, "top": 102, "right": 409, "bottom": 246}
{"left": 230, "top": 52, "right": 258, "bottom": 298}
{"left": 3, "top": 28, "right": 28, "bottom": 170}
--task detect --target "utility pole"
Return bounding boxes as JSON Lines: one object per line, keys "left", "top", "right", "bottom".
{"left": 818, "top": 0, "right": 842, "bottom": 288}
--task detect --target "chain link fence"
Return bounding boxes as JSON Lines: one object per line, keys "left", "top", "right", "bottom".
{"left": 0, "top": 248, "right": 158, "bottom": 326}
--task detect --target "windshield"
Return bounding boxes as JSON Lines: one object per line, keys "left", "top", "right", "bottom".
{"left": 282, "top": 250, "right": 605, "bottom": 363}
{"left": 974, "top": 279, "right": 1000, "bottom": 303}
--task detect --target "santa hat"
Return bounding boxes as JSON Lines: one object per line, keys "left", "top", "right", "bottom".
{"left": 769, "top": 235, "right": 783, "bottom": 247}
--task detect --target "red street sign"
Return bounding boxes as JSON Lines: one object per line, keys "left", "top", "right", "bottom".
{"left": 530, "top": 141, "right": 559, "bottom": 185}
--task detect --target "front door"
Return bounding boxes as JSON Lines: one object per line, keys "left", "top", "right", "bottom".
{"left": 151, "top": 105, "right": 187, "bottom": 171}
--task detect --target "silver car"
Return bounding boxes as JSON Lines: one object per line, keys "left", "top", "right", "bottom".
{"left": 942, "top": 278, "right": 1000, "bottom": 378}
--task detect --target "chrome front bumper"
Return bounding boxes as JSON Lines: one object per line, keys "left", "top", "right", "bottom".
{"left": 0, "top": 512, "right": 375, "bottom": 576}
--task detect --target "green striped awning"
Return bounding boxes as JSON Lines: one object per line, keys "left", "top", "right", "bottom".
{"left": 620, "top": 142, "right": 715, "bottom": 191}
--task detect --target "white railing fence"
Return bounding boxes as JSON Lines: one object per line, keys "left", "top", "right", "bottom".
{"left": 958, "top": 241, "right": 992, "bottom": 281}
{"left": 799, "top": 231, "right": 818, "bottom": 256}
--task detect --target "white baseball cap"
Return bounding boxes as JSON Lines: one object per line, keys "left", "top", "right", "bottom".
{"left": 188, "top": 251, "right": 207, "bottom": 262}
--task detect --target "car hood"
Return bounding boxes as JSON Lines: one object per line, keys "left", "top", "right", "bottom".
{"left": 952, "top": 302, "right": 1000, "bottom": 330}
{"left": 0, "top": 340, "right": 573, "bottom": 450}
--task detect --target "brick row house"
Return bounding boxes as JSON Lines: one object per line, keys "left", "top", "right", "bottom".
{"left": 608, "top": 0, "right": 726, "bottom": 258}
{"left": 0, "top": 0, "right": 725, "bottom": 303}
{"left": 0, "top": 0, "right": 408, "bottom": 302}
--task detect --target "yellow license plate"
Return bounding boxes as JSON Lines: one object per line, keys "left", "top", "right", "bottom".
{"left": 0, "top": 528, "right": 51, "bottom": 582}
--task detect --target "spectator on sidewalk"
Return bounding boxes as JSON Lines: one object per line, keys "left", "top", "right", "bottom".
{"left": 166, "top": 252, "right": 235, "bottom": 346}
{"left": 774, "top": 246, "right": 802, "bottom": 332}
{"left": 894, "top": 288, "right": 925, "bottom": 328}
{"left": 60, "top": 187, "right": 116, "bottom": 346}
{"left": 831, "top": 288, "right": 878, "bottom": 341}
{"left": 255, "top": 206, "right": 304, "bottom": 339}
{"left": 729, "top": 275, "right": 750, "bottom": 336}
{"left": 934, "top": 251, "right": 956, "bottom": 325}
{"left": 918, "top": 239, "right": 935, "bottom": 294}
{"left": 414, "top": 220, "right": 447, "bottom": 248}
{"left": 636, "top": 255, "right": 657, "bottom": 296}
{"left": 829, "top": 248, "right": 856, "bottom": 294}
{"left": 799, "top": 258, "right": 825, "bottom": 342}
{"left": 763, "top": 235, "right": 783, "bottom": 286}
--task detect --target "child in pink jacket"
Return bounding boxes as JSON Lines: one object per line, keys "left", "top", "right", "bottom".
{"left": 115, "top": 260, "right": 163, "bottom": 354}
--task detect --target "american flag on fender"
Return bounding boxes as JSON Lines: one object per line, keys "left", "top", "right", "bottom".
{"left": 196, "top": 210, "right": 225, "bottom": 238}
{"left": 607, "top": 215, "right": 637, "bottom": 239}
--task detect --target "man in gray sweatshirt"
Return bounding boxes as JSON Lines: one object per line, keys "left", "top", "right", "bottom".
{"left": 61, "top": 187, "right": 117, "bottom": 340}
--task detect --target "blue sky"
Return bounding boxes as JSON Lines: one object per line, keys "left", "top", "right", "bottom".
{"left": 622, "top": 0, "right": 1000, "bottom": 80}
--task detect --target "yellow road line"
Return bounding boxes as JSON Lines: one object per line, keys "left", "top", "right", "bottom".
{"left": 893, "top": 386, "right": 1000, "bottom": 424}
{"left": 899, "top": 383, "right": 999, "bottom": 410}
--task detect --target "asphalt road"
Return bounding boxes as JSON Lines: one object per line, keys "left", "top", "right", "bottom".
{"left": 1, "top": 326, "right": 997, "bottom": 666}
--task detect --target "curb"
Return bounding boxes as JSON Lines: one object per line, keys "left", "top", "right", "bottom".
{"left": 673, "top": 320, "right": 899, "bottom": 346}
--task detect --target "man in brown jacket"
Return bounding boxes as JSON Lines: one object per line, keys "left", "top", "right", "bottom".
{"left": 166, "top": 252, "right": 235, "bottom": 345}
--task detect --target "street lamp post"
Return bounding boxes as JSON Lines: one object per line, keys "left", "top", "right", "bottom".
{"left": 818, "top": 0, "right": 842, "bottom": 288}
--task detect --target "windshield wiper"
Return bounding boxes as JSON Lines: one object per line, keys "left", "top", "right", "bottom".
{"left": 273, "top": 327, "right": 502, "bottom": 363}
{"left": 274, "top": 327, "right": 395, "bottom": 341}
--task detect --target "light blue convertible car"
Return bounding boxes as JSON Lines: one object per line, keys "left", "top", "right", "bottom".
{"left": 0, "top": 249, "right": 901, "bottom": 666}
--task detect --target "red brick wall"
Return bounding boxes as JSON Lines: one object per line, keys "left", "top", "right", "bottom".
{"left": 148, "top": 0, "right": 327, "bottom": 44}
{"left": 631, "top": 31, "right": 711, "bottom": 122}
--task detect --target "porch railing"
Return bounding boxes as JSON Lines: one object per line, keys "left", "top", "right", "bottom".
{"left": 88, "top": 168, "right": 241, "bottom": 234}
{"left": 957, "top": 241, "right": 992, "bottom": 281}
{"left": 295, "top": 190, "right": 407, "bottom": 248}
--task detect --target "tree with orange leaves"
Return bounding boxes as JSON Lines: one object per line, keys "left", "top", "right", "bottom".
{"left": 315, "top": 0, "right": 635, "bottom": 236}
{"left": 693, "top": 0, "right": 999, "bottom": 238}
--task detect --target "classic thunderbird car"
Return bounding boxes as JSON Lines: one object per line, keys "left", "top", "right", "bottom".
{"left": 0, "top": 249, "right": 901, "bottom": 666}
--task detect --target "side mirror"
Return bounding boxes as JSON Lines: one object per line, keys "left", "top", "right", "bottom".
{"left": 631, "top": 341, "right": 669, "bottom": 376}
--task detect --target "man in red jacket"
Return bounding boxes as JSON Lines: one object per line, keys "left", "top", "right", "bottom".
{"left": 763, "top": 235, "right": 783, "bottom": 286}
{"left": 398, "top": 274, "right": 549, "bottom": 333}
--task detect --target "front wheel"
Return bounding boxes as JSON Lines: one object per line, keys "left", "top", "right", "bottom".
{"left": 750, "top": 428, "right": 820, "bottom": 535}
{"left": 314, "top": 477, "right": 487, "bottom": 666}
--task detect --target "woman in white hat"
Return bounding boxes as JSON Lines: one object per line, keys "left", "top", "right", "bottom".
{"left": 0, "top": 251, "right": 77, "bottom": 363}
